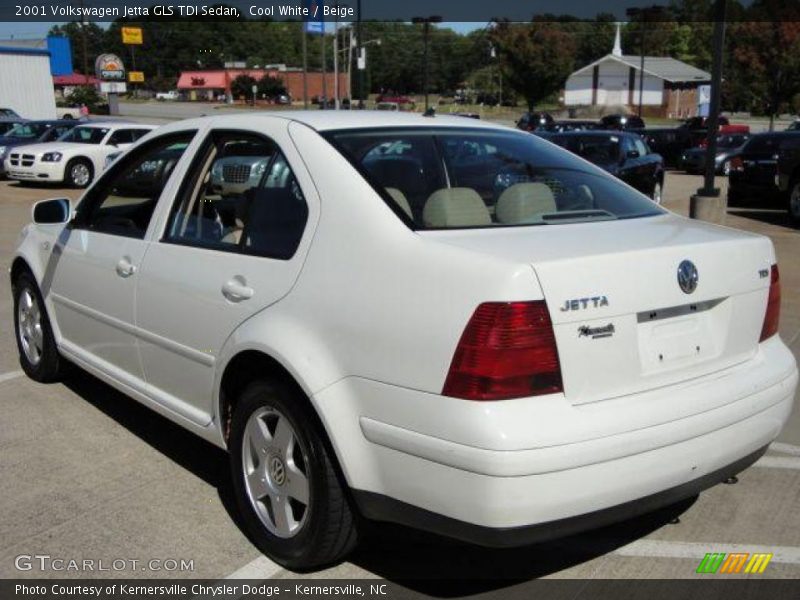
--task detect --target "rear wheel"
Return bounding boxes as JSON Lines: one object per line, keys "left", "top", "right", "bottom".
{"left": 66, "top": 158, "right": 92, "bottom": 188}
{"left": 230, "top": 379, "right": 358, "bottom": 570}
{"left": 13, "top": 272, "right": 64, "bottom": 382}
{"left": 789, "top": 181, "right": 800, "bottom": 227}
{"left": 721, "top": 160, "right": 732, "bottom": 176}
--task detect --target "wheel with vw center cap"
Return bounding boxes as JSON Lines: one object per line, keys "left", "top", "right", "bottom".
{"left": 230, "top": 379, "right": 358, "bottom": 569}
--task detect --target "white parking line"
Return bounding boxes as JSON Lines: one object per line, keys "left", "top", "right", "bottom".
{"left": 770, "top": 442, "right": 800, "bottom": 457}
{"left": 755, "top": 455, "right": 800, "bottom": 470}
{"left": 0, "top": 370, "right": 23, "bottom": 384}
{"left": 225, "top": 555, "right": 284, "bottom": 579}
{"left": 614, "top": 539, "right": 800, "bottom": 564}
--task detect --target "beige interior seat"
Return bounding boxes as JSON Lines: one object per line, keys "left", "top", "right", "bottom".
{"left": 385, "top": 187, "right": 413, "bottom": 220}
{"left": 423, "top": 188, "right": 491, "bottom": 228}
{"left": 495, "top": 182, "right": 557, "bottom": 224}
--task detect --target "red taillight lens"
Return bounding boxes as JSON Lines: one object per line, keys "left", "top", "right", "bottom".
{"left": 730, "top": 156, "right": 744, "bottom": 172}
{"left": 442, "top": 301, "right": 563, "bottom": 401}
{"left": 760, "top": 264, "right": 781, "bottom": 342}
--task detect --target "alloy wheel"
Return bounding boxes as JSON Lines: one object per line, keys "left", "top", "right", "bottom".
{"left": 17, "top": 288, "right": 43, "bottom": 366}
{"left": 71, "top": 163, "right": 91, "bottom": 187}
{"left": 241, "top": 406, "right": 311, "bottom": 538}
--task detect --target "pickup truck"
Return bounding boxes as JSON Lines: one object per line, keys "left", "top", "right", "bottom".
{"left": 156, "top": 90, "right": 180, "bottom": 101}
{"left": 774, "top": 134, "right": 800, "bottom": 226}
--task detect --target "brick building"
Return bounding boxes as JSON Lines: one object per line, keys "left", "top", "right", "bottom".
{"left": 177, "top": 66, "right": 349, "bottom": 102}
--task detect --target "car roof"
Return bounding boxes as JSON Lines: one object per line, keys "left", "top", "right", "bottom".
{"left": 75, "top": 121, "right": 157, "bottom": 130}
{"left": 151, "top": 111, "right": 513, "bottom": 135}
{"left": 550, "top": 130, "right": 633, "bottom": 138}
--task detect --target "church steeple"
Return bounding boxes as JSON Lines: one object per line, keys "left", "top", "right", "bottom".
{"left": 612, "top": 23, "right": 623, "bottom": 57}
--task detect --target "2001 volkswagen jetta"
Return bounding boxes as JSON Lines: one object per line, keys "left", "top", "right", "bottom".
{"left": 11, "top": 113, "right": 798, "bottom": 569}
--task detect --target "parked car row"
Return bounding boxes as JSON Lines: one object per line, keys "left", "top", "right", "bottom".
{"left": 2, "top": 121, "right": 155, "bottom": 187}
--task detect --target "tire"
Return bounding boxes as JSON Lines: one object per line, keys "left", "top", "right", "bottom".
{"left": 66, "top": 158, "right": 93, "bottom": 188}
{"left": 651, "top": 180, "right": 663, "bottom": 205}
{"left": 61, "top": 113, "right": 74, "bottom": 120}
{"left": 789, "top": 180, "right": 800, "bottom": 228}
{"left": 13, "top": 271, "right": 64, "bottom": 382}
{"left": 230, "top": 379, "right": 358, "bottom": 570}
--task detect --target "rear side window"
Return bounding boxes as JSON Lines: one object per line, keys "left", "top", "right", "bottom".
{"left": 328, "top": 128, "right": 663, "bottom": 229}
{"left": 166, "top": 133, "right": 308, "bottom": 260}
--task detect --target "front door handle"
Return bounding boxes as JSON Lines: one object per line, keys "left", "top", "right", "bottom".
{"left": 222, "top": 277, "right": 254, "bottom": 302}
{"left": 115, "top": 256, "right": 137, "bottom": 278}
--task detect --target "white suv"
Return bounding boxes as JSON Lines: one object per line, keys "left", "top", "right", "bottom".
{"left": 11, "top": 112, "right": 798, "bottom": 569}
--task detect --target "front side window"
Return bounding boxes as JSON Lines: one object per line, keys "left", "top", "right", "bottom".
{"left": 76, "top": 132, "right": 195, "bottom": 239}
{"left": 166, "top": 133, "right": 308, "bottom": 260}
{"left": 328, "top": 128, "right": 664, "bottom": 229}
{"left": 60, "top": 126, "right": 109, "bottom": 144}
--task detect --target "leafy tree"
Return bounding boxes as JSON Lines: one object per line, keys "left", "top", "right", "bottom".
{"left": 231, "top": 74, "right": 257, "bottom": 100}
{"left": 489, "top": 20, "right": 577, "bottom": 110}
{"left": 257, "top": 74, "right": 288, "bottom": 99}
{"left": 65, "top": 85, "right": 104, "bottom": 111}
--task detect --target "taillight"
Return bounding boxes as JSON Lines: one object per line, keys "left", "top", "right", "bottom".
{"left": 442, "top": 301, "right": 563, "bottom": 401}
{"left": 730, "top": 156, "right": 744, "bottom": 172}
{"left": 760, "top": 264, "right": 781, "bottom": 342}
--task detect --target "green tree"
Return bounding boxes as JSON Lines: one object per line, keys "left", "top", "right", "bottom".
{"left": 257, "top": 74, "right": 287, "bottom": 99}
{"left": 231, "top": 74, "right": 257, "bottom": 101}
{"left": 490, "top": 20, "right": 577, "bottom": 110}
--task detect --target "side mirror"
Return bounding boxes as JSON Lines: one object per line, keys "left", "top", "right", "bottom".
{"left": 32, "top": 198, "right": 72, "bottom": 224}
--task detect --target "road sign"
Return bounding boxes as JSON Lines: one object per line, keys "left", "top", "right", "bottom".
{"left": 122, "top": 27, "right": 143, "bottom": 45}
{"left": 128, "top": 71, "right": 145, "bottom": 83}
{"left": 100, "top": 81, "right": 127, "bottom": 94}
{"left": 303, "top": 0, "right": 325, "bottom": 35}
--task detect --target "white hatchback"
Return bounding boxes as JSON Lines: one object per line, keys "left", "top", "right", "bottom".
{"left": 11, "top": 112, "right": 798, "bottom": 569}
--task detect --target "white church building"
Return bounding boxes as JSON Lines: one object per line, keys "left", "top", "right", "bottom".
{"left": 564, "top": 25, "right": 711, "bottom": 118}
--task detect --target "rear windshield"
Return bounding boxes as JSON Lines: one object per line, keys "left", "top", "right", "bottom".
{"left": 326, "top": 127, "right": 663, "bottom": 229}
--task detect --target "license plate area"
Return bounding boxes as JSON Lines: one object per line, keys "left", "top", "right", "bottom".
{"left": 637, "top": 299, "right": 724, "bottom": 373}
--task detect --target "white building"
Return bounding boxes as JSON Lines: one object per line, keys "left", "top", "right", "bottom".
{"left": 564, "top": 25, "right": 711, "bottom": 118}
{"left": 0, "top": 45, "right": 57, "bottom": 119}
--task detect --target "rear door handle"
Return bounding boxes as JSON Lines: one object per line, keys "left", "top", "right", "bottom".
{"left": 115, "top": 256, "right": 137, "bottom": 278}
{"left": 222, "top": 277, "right": 254, "bottom": 302}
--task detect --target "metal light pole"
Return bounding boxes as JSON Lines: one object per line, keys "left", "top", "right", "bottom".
{"left": 698, "top": 0, "right": 727, "bottom": 198}
{"left": 357, "top": 0, "right": 364, "bottom": 108}
{"left": 412, "top": 16, "right": 442, "bottom": 112}
{"left": 626, "top": 5, "right": 666, "bottom": 118}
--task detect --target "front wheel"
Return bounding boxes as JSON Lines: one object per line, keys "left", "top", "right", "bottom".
{"left": 789, "top": 181, "right": 800, "bottom": 228}
{"left": 651, "top": 181, "right": 663, "bottom": 205}
{"left": 230, "top": 380, "right": 358, "bottom": 570}
{"left": 66, "top": 158, "right": 93, "bottom": 188}
{"left": 13, "top": 272, "right": 64, "bottom": 382}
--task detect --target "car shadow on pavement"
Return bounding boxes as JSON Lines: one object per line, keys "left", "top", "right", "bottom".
{"left": 349, "top": 498, "right": 695, "bottom": 596}
{"left": 62, "top": 368, "right": 696, "bottom": 592}
{"left": 728, "top": 209, "right": 794, "bottom": 228}
{"left": 61, "top": 369, "right": 250, "bottom": 539}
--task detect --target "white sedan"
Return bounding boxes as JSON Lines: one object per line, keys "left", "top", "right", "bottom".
{"left": 4, "top": 122, "right": 156, "bottom": 187}
{"left": 10, "top": 112, "right": 797, "bottom": 569}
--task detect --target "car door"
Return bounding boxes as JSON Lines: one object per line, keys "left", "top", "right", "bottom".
{"left": 48, "top": 130, "right": 197, "bottom": 385}
{"left": 742, "top": 135, "right": 780, "bottom": 190}
{"left": 134, "top": 125, "right": 318, "bottom": 424}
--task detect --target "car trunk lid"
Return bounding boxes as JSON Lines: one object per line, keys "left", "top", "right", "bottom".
{"left": 425, "top": 214, "right": 773, "bottom": 404}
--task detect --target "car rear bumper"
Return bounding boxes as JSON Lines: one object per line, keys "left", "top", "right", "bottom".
{"left": 314, "top": 336, "right": 797, "bottom": 536}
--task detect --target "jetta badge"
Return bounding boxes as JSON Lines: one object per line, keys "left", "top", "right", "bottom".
{"left": 677, "top": 260, "right": 699, "bottom": 294}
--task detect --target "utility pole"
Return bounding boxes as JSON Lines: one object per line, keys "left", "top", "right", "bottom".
{"left": 321, "top": 23, "right": 327, "bottom": 109}
{"left": 334, "top": 19, "right": 339, "bottom": 109}
{"left": 626, "top": 5, "right": 666, "bottom": 118}
{"left": 698, "top": 0, "right": 727, "bottom": 199}
{"left": 79, "top": 0, "right": 89, "bottom": 84}
{"left": 356, "top": 0, "right": 363, "bottom": 108}
{"left": 412, "top": 16, "right": 442, "bottom": 112}
{"left": 302, "top": 24, "right": 308, "bottom": 109}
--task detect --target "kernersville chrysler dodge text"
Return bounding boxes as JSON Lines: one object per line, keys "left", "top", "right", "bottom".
{"left": 11, "top": 112, "right": 797, "bottom": 569}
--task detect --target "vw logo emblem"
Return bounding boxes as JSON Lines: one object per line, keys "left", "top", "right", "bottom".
{"left": 269, "top": 456, "right": 286, "bottom": 486}
{"left": 677, "top": 260, "right": 699, "bottom": 294}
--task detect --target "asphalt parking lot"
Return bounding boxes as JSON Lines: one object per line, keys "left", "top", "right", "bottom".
{"left": 1, "top": 171, "right": 799, "bottom": 589}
